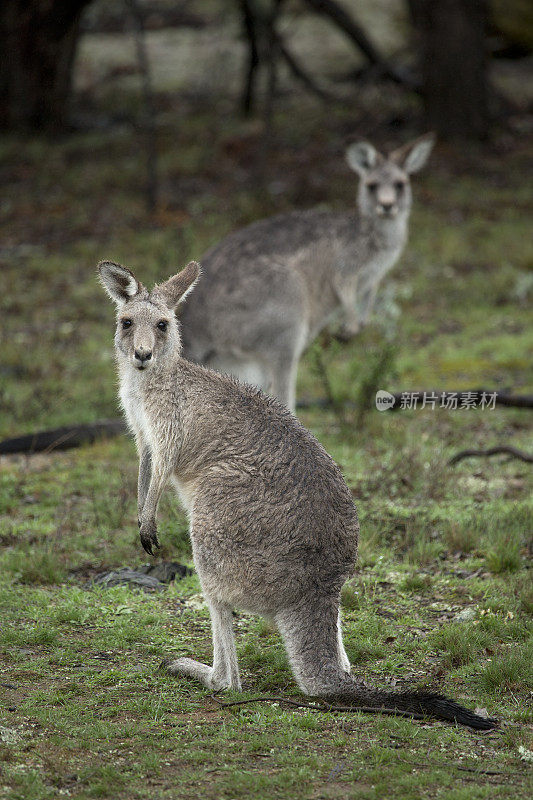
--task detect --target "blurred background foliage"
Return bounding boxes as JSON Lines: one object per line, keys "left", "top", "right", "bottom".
{"left": 1, "top": 0, "right": 532, "bottom": 137}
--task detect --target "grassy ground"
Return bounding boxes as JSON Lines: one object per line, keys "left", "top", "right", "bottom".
{"left": 1, "top": 14, "right": 533, "bottom": 799}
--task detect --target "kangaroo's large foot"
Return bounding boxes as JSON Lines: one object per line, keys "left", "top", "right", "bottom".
{"left": 162, "top": 657, "right": 242, "bottom": 692}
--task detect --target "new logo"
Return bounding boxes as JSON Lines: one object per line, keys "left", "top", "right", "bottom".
{"left": 375, "top": 390, "right": 395, "bottom": 411}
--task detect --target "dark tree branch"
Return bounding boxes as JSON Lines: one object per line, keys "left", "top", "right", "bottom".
{"left": 277, "top": 38, "right": 342, "bottom": 102}
{"left": 449, "top": 446, "right": 533, "bottom": 466}
{"left": 303, "top": 0, "right": 419, "bottom": 89}
{"left": 0, "top": 421, "right": 126, "bottom": 455}
{"left": 208, "top": 694, "right": 428, "bottom": 720}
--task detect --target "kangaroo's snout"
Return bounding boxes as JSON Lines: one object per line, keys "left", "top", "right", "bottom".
{"left": 376, "top": 186, "right": 398, "bottom": 217}
{"left": 377, "top": 200, "right": 398, "bottom": 217}
{"left": 134, "top": 348, "right": 153, "bottom": 369}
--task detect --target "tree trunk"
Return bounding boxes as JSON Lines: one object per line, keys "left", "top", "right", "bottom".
{"left": 238, "top": 0, "right": 261, "bottom": 115}
{"left": 0, "top": 0, "right": 93, "bottom": 130}
{"left": 408, "top": 0, "right": 489, "bottom": 140}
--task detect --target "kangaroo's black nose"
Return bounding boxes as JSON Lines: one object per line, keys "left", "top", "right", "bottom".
{"left": 134, "top": 350, "right": 152, "bottom": 363}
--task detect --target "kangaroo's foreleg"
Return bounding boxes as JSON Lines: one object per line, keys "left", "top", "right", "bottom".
{"left": 138, "top": 459, "right": 170, "bottom": 554}
{"left": 137, "top": 445, "right": 152, "bottom": 521}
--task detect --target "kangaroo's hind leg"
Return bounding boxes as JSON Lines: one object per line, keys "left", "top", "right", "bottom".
{"left": 275, "top": 596, "right": 350, "bottom": 696}
{"left": 337, "top": 611, "right": 351, "bottom": 673}
{"left": 165, "top": 598, "right": 242, "bottom": 691}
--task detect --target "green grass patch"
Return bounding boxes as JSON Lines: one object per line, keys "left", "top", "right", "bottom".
{"left": 485, "top": 531, "right": 523, "bottom": 574}
{"left": 478, "top": 640, "right": 533, "bottom": 694}
{"left": 431, "top": 623, "right": 495, "bottom": 668}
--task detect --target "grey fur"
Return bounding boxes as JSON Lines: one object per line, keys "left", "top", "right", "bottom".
{"left": 180, "top": 134, "right": 435, "bottom": 411}
{"left": 98, "top": 260, "right": 496, "bottom": 729}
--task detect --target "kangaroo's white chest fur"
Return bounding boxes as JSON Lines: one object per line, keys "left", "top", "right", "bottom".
{"left": 360, "top": 243, "right": 403, "bottom": 284}
{"left": 119, "top": 364, "right": 196, "bottom": 513}
{"left": 119, "top": 371, "right": 150, "bottom": 440}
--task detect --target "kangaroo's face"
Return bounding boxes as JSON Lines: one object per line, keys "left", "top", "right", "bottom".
{"left": 98, "top": 261, "right": 201, "bottom": 372}
{"left": 346, "top": 134, "right": 435, "bottom": 222}
{"left": 357, "top": 160, "right": 412, "bottom": 220}
{"left": 115, "top": 295, "right": 178, "bottom": 371}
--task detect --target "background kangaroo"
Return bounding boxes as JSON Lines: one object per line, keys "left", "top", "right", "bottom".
{"left": 180, "top": 134, "right": 435, "bottom": 411}
{"left": 98, "top": 259, "right": 495, "bottom": 730}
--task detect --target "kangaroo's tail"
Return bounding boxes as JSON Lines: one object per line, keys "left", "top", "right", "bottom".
{"left": 322, "top": 678, "right": 498, "bottom": 730}
{"left": 275, "top": 602, "right": 498, "bottom": 731}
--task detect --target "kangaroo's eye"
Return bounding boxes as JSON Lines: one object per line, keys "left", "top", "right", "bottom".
{"left": 121, "top": 319, "right": 132, "bottom": 329}
{"left": 366, "top": 182, "right": 379, "bottom": 192}
{"left": 394, "top": 181, "right": 405, "bottom": 192}
{"left": 157, "top": 320, "right": 168, "bottom": 332}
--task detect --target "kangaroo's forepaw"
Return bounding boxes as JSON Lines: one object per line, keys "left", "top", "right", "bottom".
{"left": 139, "top": 519, "right": 160, "bottom": 555}
{"left": 334, "top": 325, "right": 360, "bottom": 344}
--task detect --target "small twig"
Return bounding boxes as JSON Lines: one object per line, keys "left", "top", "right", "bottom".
{"left": 310, "top": 348, "right": 338, "bottom": 413}
{"left": 208, "top": 694, "right": 428, "bottom": 720}
{"left": 308, "top": 344, "right": 352, "bottom": 434}
{"left": 455, "top": 766, "right": 510, "bottom": 776}
{"left": 326, "top": 760, "right": 347, "bottom": 781}
{"left": 395, "top": 758, "right": 521, "bottom": 782}
{"left": 449, "top": 446, "right": 533, "bottom": 466}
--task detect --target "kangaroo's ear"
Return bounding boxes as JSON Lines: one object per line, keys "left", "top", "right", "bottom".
{"left": 98, "top": 261, "right": 143, "bottom": 305}
{"left": 154, "top": 261, "right": 201, "bottom": 310}
{"left": 346, "top": 142, "right": 382, "bottom": 175}
{"left": 390, "top": 133, "right": 435, "bottom": 174}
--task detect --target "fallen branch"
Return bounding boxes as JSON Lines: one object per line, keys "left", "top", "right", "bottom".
{"left": 0, "top": 420, "right": 126, "bottom": 455}
{"left": 396, "top": 758, "right": 519, "bottom": 781}
{"left": 209, "top": 694, "right": 428, "bottom": 721}
{"left": 449, "top": 446, "right": 533, "bottom": 466}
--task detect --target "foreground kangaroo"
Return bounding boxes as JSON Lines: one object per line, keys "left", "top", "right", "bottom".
{"left": 98, "top": 260, "right": 495, "bottom": 730}
{"left": 180, "top": 134, "right": 435, "bottom": 411}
